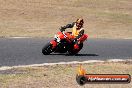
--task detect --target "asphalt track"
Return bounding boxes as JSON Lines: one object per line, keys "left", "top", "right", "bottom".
{"left": 0, "top": 38, "right": 132, "bottom": 66}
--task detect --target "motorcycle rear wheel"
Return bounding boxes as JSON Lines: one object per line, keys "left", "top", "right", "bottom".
{"left": 42, "top": 43, "right": 53, "bottom": 55}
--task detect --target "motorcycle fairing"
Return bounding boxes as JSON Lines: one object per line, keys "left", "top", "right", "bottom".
{"left": 78, "top": 34, "right": 88, "bottom": 43}
{"left": 50, "top": 40, "right": 57, "bottom": 49}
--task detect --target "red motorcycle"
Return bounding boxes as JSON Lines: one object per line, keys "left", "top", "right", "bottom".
{"left": 42, "top": 30, "right": 88, "bottom": 55}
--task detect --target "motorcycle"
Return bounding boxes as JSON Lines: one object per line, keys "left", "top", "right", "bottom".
{"left": 42, "top": 29, "right": 88, "bottom": 55}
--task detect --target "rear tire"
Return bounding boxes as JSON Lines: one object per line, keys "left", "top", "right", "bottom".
{"left": 42, "top": 43, "right": 53, "bottom": 55}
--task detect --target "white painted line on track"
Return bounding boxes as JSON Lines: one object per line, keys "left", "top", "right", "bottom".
{"left": 0, "top": 59, "right": 131, "bottom": 71}
{"left": 107, "top": 59, "right": 132, "bottom": 62}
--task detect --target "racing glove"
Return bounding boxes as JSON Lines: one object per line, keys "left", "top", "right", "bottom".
{"left": 59, "top": 26, "right": 65, "bottom": 32}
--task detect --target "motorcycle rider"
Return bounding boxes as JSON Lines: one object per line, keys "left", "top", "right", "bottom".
{"left": 60, "top": 18, "right": 85, "bottom": 50}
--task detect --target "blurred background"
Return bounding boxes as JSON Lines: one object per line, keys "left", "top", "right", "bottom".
{"left": 0, "top": 0, "right": 132, "bottom": 38}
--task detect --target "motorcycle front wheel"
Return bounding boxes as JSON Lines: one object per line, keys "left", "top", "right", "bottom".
{"left": 42, "top": 43, "right": 53, "bottom": 55}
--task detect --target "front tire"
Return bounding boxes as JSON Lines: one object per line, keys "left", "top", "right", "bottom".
{"left": 42, "top": 43, "right": 53, "bottom": 55}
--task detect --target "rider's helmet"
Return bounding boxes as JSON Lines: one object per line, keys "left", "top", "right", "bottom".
{"left": 76, "top": 18, "right": 84, "bottom": 29}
